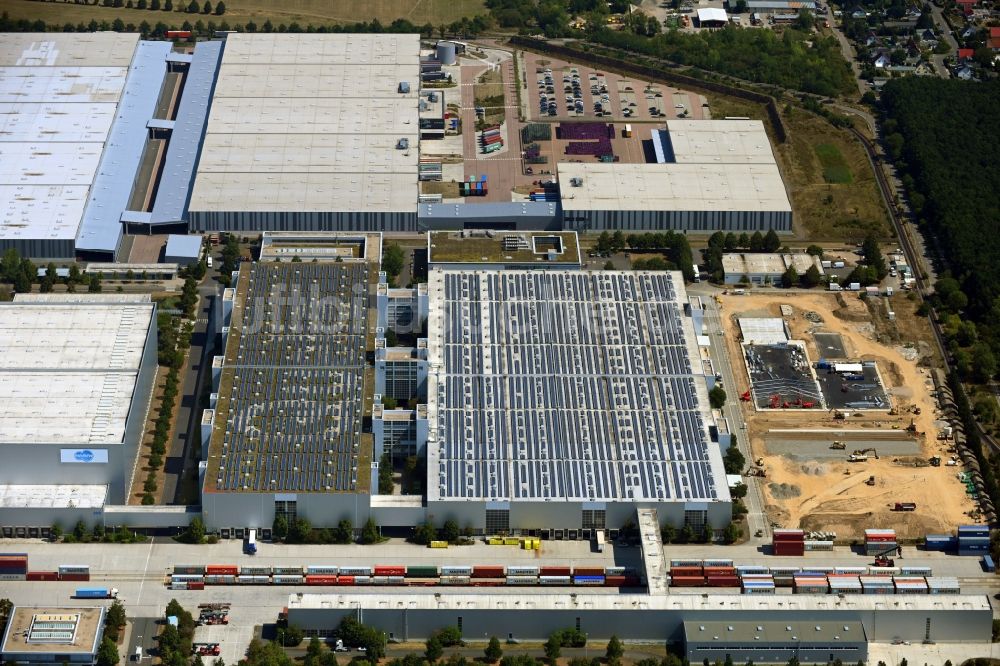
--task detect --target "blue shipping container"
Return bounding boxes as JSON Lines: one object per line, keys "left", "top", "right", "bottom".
{"left": 983, "top": 555, "right": 996, "bottom": 572}
{"left": 75, "top": 588, "right": 110, "bottom": 598}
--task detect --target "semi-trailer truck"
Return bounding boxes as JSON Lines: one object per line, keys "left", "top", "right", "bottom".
{"left": 75, "top": 587, "right": 118, "bottom": 599}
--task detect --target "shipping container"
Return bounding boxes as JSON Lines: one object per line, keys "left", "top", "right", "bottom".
{"left": 670, "top": 576, "right": 707, "bottom": 587}
{"left": 900, "top": 566, "right": 932, "bottom": 576}
{"left": 703, "top": 559, "right": 734, "bottom": 568}
{"left": 273, "top": 566, "right": 304, "bottom": 575}
{"left": 0, "top": 574, "right": 26, "bottom": 581}
{"left": 374, "top": 566, "right": 406, "bottom": 576}
{"left": 441, "top": 566, "right": 473, "bottom": 576}
{"left": 337, "top": 576, "right": 356, "bottom": 585}
{"left": 174, "top": 565, "right": 206, "bottom": 575}
{"left": 505, "top": 576, "right": 539, "bottom": 585}
{"left": 735, "top": 565, "right": 769, "bottom": 575}
{"left": 472, "top": 566, "right": 504, "bottom": 578}
{"left": 539, "top": 575, "right": 571, "bottom": 585}
{"left": 58, "top": 565, "right": 90, "bottom": 574}
{"left": 507, "top": 566, "right": 540, "bottom": 576}
{"left": 339, "top": 567, "right": 372, "bottom": 576}
{"left": 205, "top": 565, "right": 239, "bottom": 576}
{"left": 171, "top": 574, "right": 204, "bottom": 583}
{"left": 984, "top": 555, "right": 996, "bottom": 572}
{"left": 958, "top": 525, "right": 990, "bottom": 537}
{"left": 354, "top": 576, "right": 373, "bottom": 585}
{"left": 440, "top": 576, "right": 471, "bottom": 585}
{"left": 187, "top": 581, "right": 205, "bottom": 590}
{"left": 669, "top": 559, "right": 703, "bottom": 567}
{"left": 239, "top": 567, "right": 272, "bottom": 576}
{"left": 772, "top": 529, "right": 805, "bottom": 540}
{"left": 74, "top": 587, "right": 115, "bottom": 599}
{"left": 305, "top": 575, "right": 338, "bottom": 586}
{"left": 604, "top": 575, "right": 626, "bottom": 586}
{"left": 573, "top": 575, "right": 605, "bottom": 585}
{"left": 868, "top": 567, "right": 900, "bottom": 576}
{"left": 406, "top": 566, "right": 439, "bottom": 578}
{"left": 539, "top": 566, "right": 571, "bottom": 576}
{"left": 237, "top": 575, "right": 269, "bottom": 585}
{"left": 59, "top": 573, "right": 91, "bottom": 582}
{"left": 705, "top": 576, "right": 740, "bottom": 587}
{"left": 305, "top": 566, "right": 339, "bottom": 575}
{"left": 166, "top": 30, "right": 192, "bottom": 38}
{"left": 834, "top": 567, "right": 868, "bottom": 574}
{"left": 388, "top": 576, "right": 405, "bottom": 585}
{"left": 26, "top": 571, "right": 59, "bottom": 581}
{"left": 203, "top": 575, "right": 236, "bottom": 585}
{"left": 272, "top": 575, "right": 304, "bottom": 585}
{"left": 572, "top": 567, "right": 605, "bottom": 576}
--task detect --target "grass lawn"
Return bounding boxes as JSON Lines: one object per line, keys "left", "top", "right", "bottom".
{"left": 0, "top": 0, "right": 484, "bottom": 28}
{"left": 815, "top": 142, "right": 854, "bottom": 184}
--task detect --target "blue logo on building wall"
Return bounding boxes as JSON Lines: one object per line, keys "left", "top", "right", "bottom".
{"left": 74, "top": 450, "right": 95, "bottom": 462}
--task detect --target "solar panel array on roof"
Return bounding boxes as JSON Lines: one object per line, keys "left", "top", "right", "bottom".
{"left": 211, "top": 262, "right": 369, "bottom": 493}
{"left": 427, "top": 270, "right": 724, "bottom": 504}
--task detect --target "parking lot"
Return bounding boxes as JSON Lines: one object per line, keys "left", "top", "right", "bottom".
{"left": 815, "top": 363, "right": 891, "bottom": 410}
{"left": 523, "top": 52, "right": 708, "bottom": 122}
{"left": 743, "top": 343, "right": 824, "bottom": 410}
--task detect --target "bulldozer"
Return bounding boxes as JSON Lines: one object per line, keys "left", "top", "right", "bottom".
{"left": 865, "top": 475, "right": 876, "bottom": 486}
{"left": 830, "top": 441, "right": 846, "bottom": 450}
{"left": 848, "top": 448, "right": 879, "bottom": 462}
{"left": 928, "top": 456, "right": 941, "bottom": 467}
{"left": 745, "top": 467, "right": 766, "bottom": 478}
{"left": 832, "top": 410, "right": 846, "bottom": 420}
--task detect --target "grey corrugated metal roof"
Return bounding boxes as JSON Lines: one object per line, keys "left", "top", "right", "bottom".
{"left": 150, "top": 40, "right": 223, "bottom": 226}
{"left": 147, "top": 118, "right": 175, "bottom": 131}
{"left": 418, "top": 202, "right": 559, "bottom": 220}
{"left": 164, "top": 234, "right": 202, "bottom": 260}
{"left": 120, "top": 210, "right": 152, "bottom": 224}
{"left": 75, "top": 40, "right": 172, "bottom": 256}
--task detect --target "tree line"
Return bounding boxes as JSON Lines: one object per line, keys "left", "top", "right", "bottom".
{"left": 28, "top": 0, "right": 227, "bottom": 13}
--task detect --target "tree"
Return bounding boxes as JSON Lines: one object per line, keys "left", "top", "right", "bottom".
{"left": 605, "top": 636, "right": 624, "bottom": 665}
{"left": 214, "top": 0, "right": 225, "bottom": 13}
{"left": 660, "top": 523, "right": 676, "bottom": 544}
{"left": 543, "top": 634, "right": 562, "bottom": 663}
{"left": 861, "top": 233, "right": 887, "bottom": 279}
{"left": 305, "top": 637, "right": 324, "bottom": 666}
{"left": 184, "top": 516, "right": 205, "bottom": 543}
{"left": 411, "top": 520, "right": 436, "bottom": 545}
{"left": 763, "top": 229, "right": 781, "bottom": 252}
{"left": 337, "top": 616, "right": 386, "bottom": 660}
{"left": 806, "top": 244, "right": 824, "bottom": 258}
{"left": 360, "top": 517, "right": 381, "bottom": 544}
{"left": 383, "top": 243, "right": 405, "bottom": 279}
{"left": 749, "top": 231, "right": 764, "bottom": 252}
{"left": 737, "top": 232, "right": 750, "bottom": 249}
{"left": 334, "top": 518, "right": 354, "bottom": 544}
{"left": 610, "top": 230, "right": 625, "bottom": 252}
{"left": 730, "top": 482, "right": 748, "bottom": 499}
{"left": 165, "top": 0, "right": 173, "bottom": 9}
{"left": 723, "top": 521, "right": 741, "bottom": 544}
{"left": 97, "top": 637, "right": 120, "bottom": 666}
{"left": 794, "top": 8, "right": 814, "bottom": 30}
{"left": 603, "top": 260, "right": 615, "bottom": 270}
{"left": 202, "top": 0, "right": 212, "bottom": 12}
{"left": 723, "top": 232, "right": 737, "bottom": 251}
{"left": 971, "top": 343, "right": 997, "bottom": 383}
{"left": 801, "top": 264, "right": 822, "bottom": 288}
{"left": 289, "top": 517, "right": 312, "bottom": 543}
{"left": 441, "top": 518, "right": 460, "bottom": 543}
{"left": 73, "top": 519, "right": 88, "bottom": 541}
{"left": 596, "top": 231, "right": 613, "bottom": 255}
{"left": 106, "top": 600, "right": 127, "bottom": 639}
{"left": 282, "top": 624, "right": 305, "bottom": 647}
{"left": 88, "top": 273, "right": 102, "bottom": 293}
{"left": 780, "top": 265, "right": 798, "bottom": 288}
{"left": 272, "top": 515, "right": 288, "bottom": 541}
{"left": 709, "top": 385, "right": 726, "bottom": 409}
{"left": 379, "top": 452, "right": 393, "bottom": 495}
{"left": 723, "top": 446, "right": 745, "bottom": 475}
{"left": 50, "top": 522, "right": 63, "bottom": 541}
{"left": 425, "top": 636, "right": 443, "bottom": 663}
{"left": 485, "top": 636, "right": 503, "bottom": 663}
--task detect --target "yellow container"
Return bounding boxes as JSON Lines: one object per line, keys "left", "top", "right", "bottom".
{"left": 429, "top": 540, "right": 449, "bottom": 548}
{"left": 488, "top": 538, "right": 503, "bottom": 546}
{"left": 503, "top": 537, "right": 520, "bottom": 546}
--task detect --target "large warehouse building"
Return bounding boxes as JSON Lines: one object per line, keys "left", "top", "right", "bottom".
{"left": 424, "top": 270, "right": 732, "bottom": 533}
{"left": 187, "top": 33, "right": 420, "bottom": 233}
{"left": 0, "top": 294, "right": 157, "bottom": 530}
{"left": 559, "top": 120, "right": 792, "bottom": 233}
{"left": 200, "top": 261, "right": 375, "bottom": 530}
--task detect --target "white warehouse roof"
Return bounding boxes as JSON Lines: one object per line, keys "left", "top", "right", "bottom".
{"left": 0, "top": 295, "right": 154, "bottom": 445}
{"left": 722, "top": 253, "right": 824, "bottom": 276}
{"left": 664, "top": 119, "right": 777, "bottom": 164}
{"left": 558, "top": 162, "right": 792, "bottom": 213}
{"left": 189, "top": 33, "right": 420, "bottom": 216}
{"left": 698, "top": 7, "right": 730, "bottom": 22}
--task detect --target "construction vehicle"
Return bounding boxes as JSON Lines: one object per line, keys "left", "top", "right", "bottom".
{"left": 193, "top": 644, "right": 221, "bottom": 657}
{"left": 873, "top": 544, "right": 900, "bottom": 567}
{"left": 830, "top": 441, "right": 846, "bottom": 450}
{"left": 745, "top": 467, "right": 766, "bottom": 478}
{"left": 833, "top": 410, "right": 846, "bottom": 420}
{"left": 865, "top": 475, "right": 876, "bottom": 486}
{"left": 928, "top": 456, "right": 941, "bottom": 467}
{"left": 849, "top": 448, "right": 879, "bottom": 462}
{"left": 893, "top": 502, "right": 917, "bottom": 511}
{"left": 198, "top": 603, "right": 231, "bottom": 610}
{"left": 755, "top": 458, "right": 764, "bottom": 466}
{"left": 740, "top": 391, "right": 751, "bottom": 402}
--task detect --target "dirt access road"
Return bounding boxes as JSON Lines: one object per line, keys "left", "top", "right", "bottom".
{"left": 718, "top": 290, "right": 975, "bottom": 540}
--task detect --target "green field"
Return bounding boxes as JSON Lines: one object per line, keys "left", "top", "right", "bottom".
{"left": 0, "top": 0, "right": 485, "bottom": 28}
{"left": 815, "top": 142, "right": 854, "bottom": 184}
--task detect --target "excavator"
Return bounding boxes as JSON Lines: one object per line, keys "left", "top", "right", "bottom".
{"left": 848, "top": 448, "right": 879, "bottom": 462}
{"left": 830, "top": 441, "right": 846, "bottom": 450}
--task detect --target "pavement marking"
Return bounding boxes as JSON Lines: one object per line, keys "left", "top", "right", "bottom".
{"left": 136, "top": 536, "right": 155, "bottom": 608}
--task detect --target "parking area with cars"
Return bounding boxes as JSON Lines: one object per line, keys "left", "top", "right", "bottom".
{"left": 523, "top": 52, "right": 708, "bottom": 122}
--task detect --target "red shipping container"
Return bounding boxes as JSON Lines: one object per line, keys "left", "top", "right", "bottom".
{"left": 572, "top": 567, "right": 605, "bottom": 576}
{"left": 304, "top": 575, "right": 337, "bottom": 585}
{"left": 187, "top": 581, "right": 205, "bottom": 590}
{"left": 623, "top": 576, "right": 641, "bottom": 587}
{"left": 670, "top": 566, "right": 703, "bottom": 576}
{"left": 373, "top": 566, "right": 405, "bottom": 576}
{"left": 773, "top": 547, "right": 805, "bottom": 557}
{"left": 337, "top": 576, "right": 355, "bottom": 585}
{"left": 26, "top": 571, "right": 58, "bottom": 581}
{"left": 206, "top": 565, "right": 238, "bottom": 575}
{"left": 670, "top": 576, "right": 706, "bottom": 587}
{"left": 59, "top": 573, "right": 91, "bottom": 582}
{"left": 703, "top": 567, "right": 736, "bottom": 576}
{"left": 472, "top": 566, "right": 504, "bottom": 578}
{"left": 706, "top": 577, "right": 740, "bottom": 587}
{"left": 539, "top": 567, "right": 571, "bottom": 576}
{"left": 405, "top": 579, "right": 438, "bottom": 587}
{"left": 471, "top": 578, "right": 504, "bottom": 586}
{"left": 605, "top": 575, "right": 626, "bottom": 586}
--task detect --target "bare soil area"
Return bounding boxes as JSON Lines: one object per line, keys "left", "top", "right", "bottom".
{"left": 719, "top": 291, "right": 974, "bottom": 541}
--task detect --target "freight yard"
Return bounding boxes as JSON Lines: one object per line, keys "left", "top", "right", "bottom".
{"left": 718, "top": 290, "right": 978, "bottom": 540}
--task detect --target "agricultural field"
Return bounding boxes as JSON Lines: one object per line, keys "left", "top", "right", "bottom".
{"left": 0, "top": 0, "right": 485, "bottom": 28}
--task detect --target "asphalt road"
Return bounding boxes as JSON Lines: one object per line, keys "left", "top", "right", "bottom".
{"left": 126, "top": 616, "right": 159, "bottom": 664}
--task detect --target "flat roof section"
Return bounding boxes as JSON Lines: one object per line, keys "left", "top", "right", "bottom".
{"left": 149, "top": 40, "right": 223, "bottom": 226}
{"left": 722, "top": 252, "right": 824, "bottom": 275}
{"left": 0, "top": 66, "right": 128, "bottom": 104}
{"left": 426, "top": 270, "right": 728, "bottom": 504}
{"left": 0, "top": 33, "right": 139, "bottom": 67}
{"left": 206, "top": 262, "right": 372, "bottom": 494}
{"left": 164, "top": 234, "right": 203, "bottom": 260}
{"left": 0, "top": 296, "right": 154, "bottom": 445}
{"left": 684, "top": 620, "right": 865, "bottom": 644}
{"left": 219, "top": 33, "right": 420, "bottom": 65}
{"left": 0, "top": 103, "right": 117, "bottom": 143}
{"left": 0, "top": 485, "right": 108, "bottom": 508}
{"left": 428, "top": 230, "right": 581, "bottom": 265}
{"left": 663, "top": 119, "right": 777, "bottom": 164}
{"left": 190, "top": 34, "right": 420, "bottom": 218}
{"left": 1, "top": 606, "right": 104, "bottom": 657}
{"left": 557, "top": 162, "right": 792, "bottom": 213}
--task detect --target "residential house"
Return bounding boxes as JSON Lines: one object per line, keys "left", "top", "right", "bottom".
{"left": 989, "top": 26, "right": 1000, "bottom": 51}
{"left": 873, "top": 52, "right": 892, "bottom": 68}
{"left": 958, "top": 47, "right": 975, "bottom": 61}
{"left": 960, "top": 25, "right": 977, "bottom": 39}
{"left": 850, "top": 6, "right": 867, "bottom": 18}
{"left": 955, "top": 63, "right": 976, "bottom": 79}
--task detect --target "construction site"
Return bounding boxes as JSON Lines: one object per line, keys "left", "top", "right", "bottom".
{"left": 720, "top": 290, "right": 978, "bottom": 541}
